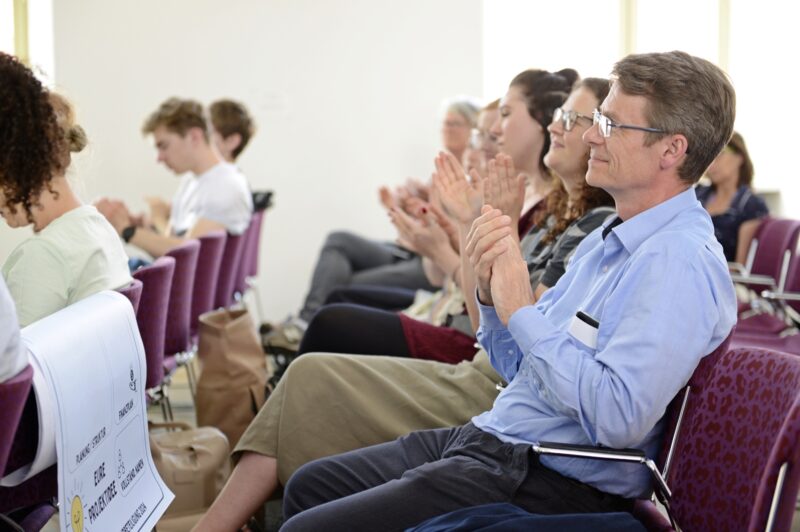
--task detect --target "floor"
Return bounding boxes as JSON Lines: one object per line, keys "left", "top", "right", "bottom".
{"left": 40, "top": 366, "right": 800, "bottom": 531}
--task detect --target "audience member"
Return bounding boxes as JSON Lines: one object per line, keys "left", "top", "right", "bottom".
{"left": 192, "top": 75, "right": 615, "bottom": 532}
{"left": 295, "top": 69, "right": 582, "bottom": 362}
{"left": 462, "top": 99, "right": 500, "bottom": 178}
{"left": 96, "top": 97, "right": 253, "bottom": 259}
{"left": 266, "top": 96, "right": 481, "bottom": 348}
{"left": 441, "top": 96, "right": 482, "bottom": 165}
{"left": 0, "top": 54, "right": 131, "bottom": 326}
{"left": 695, "top": 131, "right": 767, "bottom": 262}
{"left": 209, "top": 98, "right": 256, "bottom": 164}
{"left": 278, "top": 50, "right": 738, "bottom": 531}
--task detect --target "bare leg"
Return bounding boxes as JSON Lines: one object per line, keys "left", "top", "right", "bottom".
{"left": 192, "top": 452, "right": 279, "bottom": 532}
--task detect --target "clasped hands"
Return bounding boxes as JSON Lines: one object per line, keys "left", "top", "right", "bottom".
{"left": 466, "top": 204, "right": 534, "bottom": 325}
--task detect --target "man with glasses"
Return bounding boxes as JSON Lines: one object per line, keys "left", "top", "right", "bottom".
{"left": 279, "top": 51, "right": 737, "bottom": 531}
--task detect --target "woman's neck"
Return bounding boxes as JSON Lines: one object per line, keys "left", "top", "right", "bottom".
{"left": 520, "top": 166, "right": 551, "bottom": 207}
{"left": 32, "top": 175, "right": 82, "bottom": 232}
{"left": 712, "top": 176, "right": 738, "bottom": 198}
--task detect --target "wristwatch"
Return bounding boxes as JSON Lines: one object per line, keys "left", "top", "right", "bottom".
{"left": 121, "top": 225, "right": 137, "bottom": 243}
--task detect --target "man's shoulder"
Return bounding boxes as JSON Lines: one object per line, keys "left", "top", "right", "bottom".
{"left": 636, "top": 207, "right": 724, "bottom": 264}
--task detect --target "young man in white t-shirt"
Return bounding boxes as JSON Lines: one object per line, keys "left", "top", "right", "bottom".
{"left": 98, "top": 98, "right": 252, "bottom": 258}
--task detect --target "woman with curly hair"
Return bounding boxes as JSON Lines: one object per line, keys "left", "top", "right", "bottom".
{"left": 0, "top": 53, "right": 131, "bottom": 326}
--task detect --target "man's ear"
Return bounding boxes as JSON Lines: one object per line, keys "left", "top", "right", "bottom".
{"left": 659, "top": 133, "right": 689, "bottom": 171}
{"left": 223, "top": 133, "right": 243, "bottom": 154}
{"left": 188, "top": 126, "right": 206, "bottom": 145}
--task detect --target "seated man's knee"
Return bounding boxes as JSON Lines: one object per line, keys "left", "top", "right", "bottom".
{"left": 282, "top": 458, "right": 328, "bottom": 520}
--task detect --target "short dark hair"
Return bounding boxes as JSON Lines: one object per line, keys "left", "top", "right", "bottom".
{"left": 612, "top": 51, "right": 736, "bottom": 184}
{"left": 209, "top": 99, "right": 256, "bottom": 159}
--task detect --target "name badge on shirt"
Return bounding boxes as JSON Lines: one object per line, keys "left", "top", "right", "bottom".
{"left": 569, "top": 311, "right": 599, "bottom": 349}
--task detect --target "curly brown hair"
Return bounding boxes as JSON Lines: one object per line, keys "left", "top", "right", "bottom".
{"left": 0, "top": 53, "right": 67, "bottom": 221}
{"left": 535, "top": 77, "right": 614, "bottom": 244}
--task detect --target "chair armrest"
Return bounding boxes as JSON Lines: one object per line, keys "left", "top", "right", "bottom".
{"left": 761, "top": 290, "right": 800, "bottom": 302}
{"left": 730, "top": 273, "right": 776, "bottom": 287}
{"left": 728, "top": 261, "right": 748, "bottom": 276}
{"left": 533, "top": 441, "right": 671, "bottom": 500}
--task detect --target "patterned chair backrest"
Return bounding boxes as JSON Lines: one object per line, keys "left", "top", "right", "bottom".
{"left": 164, "top": 239, "right": 200, "bottom": 355}
{"left": 665, "top": 346, "right": 800, "bottom": 531}
{"left": 132, "top": 256, "right": 175, "bottom": 390}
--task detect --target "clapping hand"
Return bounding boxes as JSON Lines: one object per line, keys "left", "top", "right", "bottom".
{"left": 389, "top": 204, "right": 453, "bottom": 262}
{"left": 433, "top": 151, "right": 484, "bottom": 227}
{"left": 483, "top": 154, "right": 525, "bottom": 237}
{"left": 466, "top": 204, "right": 533, "bottom": 323}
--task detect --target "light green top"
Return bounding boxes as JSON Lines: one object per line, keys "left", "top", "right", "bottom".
{"left": 2, "top": 205, "right": 132, "bottom": 327}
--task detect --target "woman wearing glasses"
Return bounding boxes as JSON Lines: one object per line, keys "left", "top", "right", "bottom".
{"left": 193, "top": 73, "right": 616, "bottom": 532}
{"left": 695, "top": 132, "right": 767, "bottom": 263}
{"left": 295, "top": 69, "right": 577, "bottom": 362}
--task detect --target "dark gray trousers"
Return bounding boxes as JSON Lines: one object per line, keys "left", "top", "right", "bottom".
{"left": 299, "top": 231, "right": 435, "bottom": 322}
{"left": 281, "top": 423, "right": 632, "bottom": 532}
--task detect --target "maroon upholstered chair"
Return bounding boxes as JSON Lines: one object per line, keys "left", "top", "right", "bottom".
{"left": 0, "top": 367, "right": 57, "bottom": 529}
{"left": 116, "top": 279, "right": 143, "bottom": 314}
{"left": 132, "top": 256, "right": 175, "bottom": 421}
{"left": 190, "top": 231, "right": 226, "bottom": 340}
{"left": 731, "top": 218, "right": 800, "bottom": 295}
{"left": 0, "top": 366, "right": 33, "bottom": 477}
{"left": 162, "top": 240, "right": 200, "bottom": 397}
{"left": 736, "top": 253, "right": 800, "bottom": 338}
{"left": 214, "top": 232, "right": 247, "bottom": 310}
{"left": 532, "top": 341, "right": 800, "bottom": 532}
{"left": 234, "top": 209, "right": 265, "bottom": 297}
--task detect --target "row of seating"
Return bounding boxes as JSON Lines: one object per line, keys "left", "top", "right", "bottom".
{"left": 729, "top": 216, "right": 800, "bottom": 355}
{"left": 0, "top": 206, "right": 267, "bottom": 530}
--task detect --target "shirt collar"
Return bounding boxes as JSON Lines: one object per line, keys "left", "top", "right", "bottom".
{"left": 603, "top": 187, "right": 699, "bottom": 254}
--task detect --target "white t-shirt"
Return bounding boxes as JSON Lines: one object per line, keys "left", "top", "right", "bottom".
{"left": 0, "top": 277, "right": 25, "bottom": 382}
{"left": 2, "top": 205, "right": 132, "bottom": 327}
{"left": 169, "top": 162, "right": 252, "bottom": 236}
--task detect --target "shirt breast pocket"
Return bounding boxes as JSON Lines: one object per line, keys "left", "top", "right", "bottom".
{"left": 568, "top": 311, "right": 599, "bottom": 351}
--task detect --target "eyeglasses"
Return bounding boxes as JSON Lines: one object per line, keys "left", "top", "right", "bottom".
{"left": 592, "top": 109, "right": 666, "bottom": 139}
{"left": 470, "top": 129, "right": 496, "bottom": 148}
{"left": 553, "top": 107, "right": 593, "bottom": 132}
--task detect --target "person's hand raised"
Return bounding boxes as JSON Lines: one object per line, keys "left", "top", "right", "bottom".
{"left": 465, "top": 205, "right": 514, "bottom": 306}
{"left": 433, "top": 151, "right": 484, "bottom": 227}
{"left": 484, "top": 153, "right": 525, "bottom": 233}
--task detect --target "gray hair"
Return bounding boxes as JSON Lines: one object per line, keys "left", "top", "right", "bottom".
{"left": 443, "top": 96, "right": 482, "bottom": 128}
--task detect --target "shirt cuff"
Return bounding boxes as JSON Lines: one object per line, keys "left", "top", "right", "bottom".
{"left": 477, "top": 298, "right": 506, "bottom": 331}
{"left": 507, "top": 305, "right": 558, "bottom": 355}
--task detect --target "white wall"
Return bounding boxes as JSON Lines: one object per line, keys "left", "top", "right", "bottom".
{"left": 1, "top": 0, "right": 482, "bottom": 322}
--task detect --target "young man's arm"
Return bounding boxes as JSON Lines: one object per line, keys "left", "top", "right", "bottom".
{"left": 127, "top": 217, "right": 227, "bottom": 257}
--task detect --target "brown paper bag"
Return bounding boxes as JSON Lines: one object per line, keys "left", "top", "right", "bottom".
{"left": 149, "top": 421, "right": 231, "bottom": 517}
{"left": 195, "top": 308, "right": 269, "bottom": 448}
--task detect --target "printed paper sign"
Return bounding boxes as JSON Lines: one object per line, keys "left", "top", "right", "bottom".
{"left": 18, "top": 291, "right": 173, "bottom": 531}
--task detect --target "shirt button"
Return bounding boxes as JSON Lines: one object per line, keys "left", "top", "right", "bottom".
{"left": 507, "top": 349, "right": 514, "bottom": 355}
{"left": 602, "top": 266, "right": 609, "bottom": 273}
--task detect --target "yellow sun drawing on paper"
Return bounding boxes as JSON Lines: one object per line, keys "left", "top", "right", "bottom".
{"left": 71, "top": 495, "right": 84, "bottom": 532}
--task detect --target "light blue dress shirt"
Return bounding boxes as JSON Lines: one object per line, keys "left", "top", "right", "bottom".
{"left": 472, "top": 188, "right": 737, "bottom": 499}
